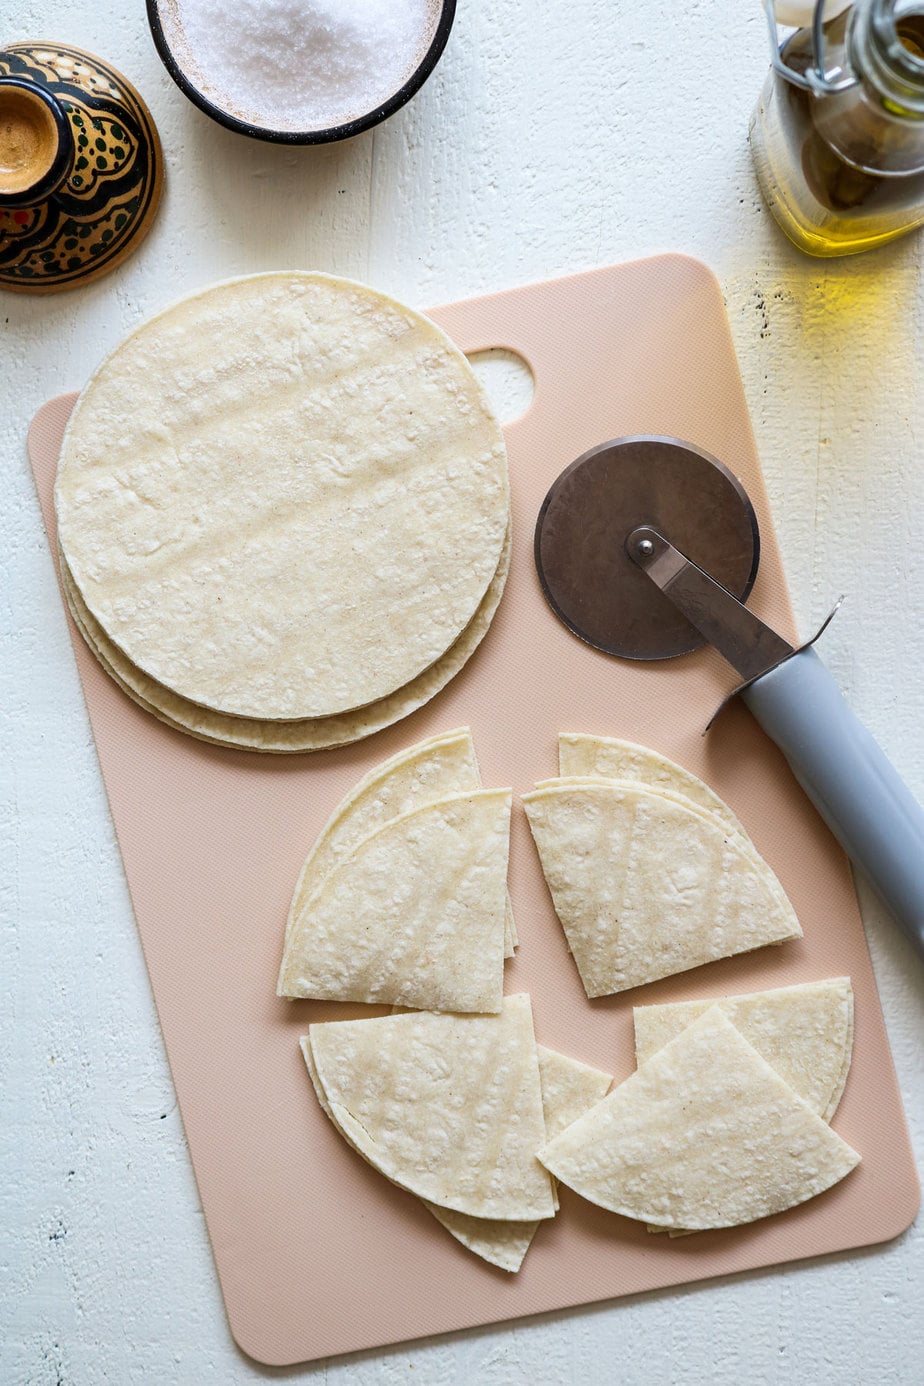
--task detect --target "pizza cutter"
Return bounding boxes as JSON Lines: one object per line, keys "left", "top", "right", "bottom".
{"left": 534, "top": 435, "right": 924, "bottom": 960}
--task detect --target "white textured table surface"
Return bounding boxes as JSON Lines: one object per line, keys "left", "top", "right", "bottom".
{"left": 3, "top": 3, "right": 923, "bottom": 1382}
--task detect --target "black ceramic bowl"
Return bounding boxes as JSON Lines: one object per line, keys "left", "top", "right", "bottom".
{"left": 146, "top": 0, "right": 456, "bottom": 144}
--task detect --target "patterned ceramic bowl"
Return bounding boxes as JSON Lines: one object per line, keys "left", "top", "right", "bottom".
{"left": 0, "top": 44, "right": 163, "bottom": 293}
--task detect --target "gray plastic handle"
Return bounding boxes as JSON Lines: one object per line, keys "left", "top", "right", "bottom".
{"left": 742, "top": 646, "right": 924, "bottom": 958}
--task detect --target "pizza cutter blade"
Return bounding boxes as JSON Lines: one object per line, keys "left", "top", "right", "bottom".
{"left": 535, "top": 435, "right": 924, "bottom": 959}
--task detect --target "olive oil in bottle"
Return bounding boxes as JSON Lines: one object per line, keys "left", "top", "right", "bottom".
{"left": 751, "top": 1, "right": 924, "bottom": 256}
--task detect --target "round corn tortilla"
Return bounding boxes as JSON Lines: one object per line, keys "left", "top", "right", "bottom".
{"left": 280, "top": 728, "right": 516, "bottom": 975}
{"left": 307, "top": 996, "right": 557, "bottom": 1221}
{"left": 57, "top": 522, "right": 511, "bottom": 753}
{"left": 558, "top": 734, "right": 745, "bottom": 838}
{"left": 539, "top": 1006, "right": 860, "bottom": 1230}
{"left": 56, "top": 272, "right": 509, "bottom": 721}
{"left": 633, "top": 978, "right": 854, "bottom": 1123}
{"left": 280, "top": 789, "right": 512, "bottom": 1012}
{"left": 523, "top": 779, "right": 801, "bottom": 997}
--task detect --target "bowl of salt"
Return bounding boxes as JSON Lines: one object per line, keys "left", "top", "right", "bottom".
{"left": 147, "top": 0, "right": 456, "bottom": 143}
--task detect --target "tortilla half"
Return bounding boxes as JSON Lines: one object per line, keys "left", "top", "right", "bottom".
{"left": 58, "top": 521, "right": 511, "bottom": 753}
{"left": 280, "top": 729, "right": 516, "bottom": 978}
{"left": 307, "top": 995, "right": 557, "bottom": 1220}
{"left": 280, "top": 789, "right": 511, "bottom": 1012}
{"left": 539, "top": 1007, "right": 860, "bottom": 1230}
{"left": 558, "top": 734, "right": 744, "bottom": 838}
{"left": 423, "top": 1043, "right": 613, "bottom": 1271}
{"left": 634, "top": 978, "right": 854, "bottom": 1122}
{"left": 56, "top": 272, "right": 509, "bottom": 721}
{"left": 523, "top": 780, "right": 801, "bottom": 996}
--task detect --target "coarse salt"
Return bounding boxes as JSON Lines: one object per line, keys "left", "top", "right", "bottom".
{"left": 166, "top": 0, "right": 442, "bottom": 132}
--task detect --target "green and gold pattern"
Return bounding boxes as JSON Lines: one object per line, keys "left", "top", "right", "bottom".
{"left": 0, "top": 44, "right": 163, "bottom": 293}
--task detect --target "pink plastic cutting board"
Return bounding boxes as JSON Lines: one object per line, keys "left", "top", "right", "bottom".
{"left": 28, "top": 256, "right": 918, "bottom": 1366}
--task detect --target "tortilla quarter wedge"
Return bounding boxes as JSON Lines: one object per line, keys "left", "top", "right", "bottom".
{"left": 538, "top": 1006, "right": 860, "bottom": 1232}
{"left": 306, "top": 995, "right": 557, "bottom": 1221}
{"left": 534, "top": 773, "right": 797, "bottom": 929}
{"left": 280, "top": 788, "right": 511, "bottom": 1012}
{"left": 634, "top": 978, "right": 854, "bottom": 1122}
{"left": 553, "top": 733, "right": 797, "bottom": 934}
{"left": 422, "top": 1043, "right": 613, "bottom": 1271}
{"left": 522, "top": 779, "right": 801, "bottom": 997}
{"left": 534, "top": 1045, "right": 615, "bottom": 1141}
{"left": 558, "top": 734, "right": 745, "bottom": 839}
{"left": 634, "top": 978, "right": 855, "bottom": 1237}
{"left": 303, "top": 1020, "right": 542, "bottom": 1272}
{"left": 279, "top": 728, "right": 516, "bottom": 978}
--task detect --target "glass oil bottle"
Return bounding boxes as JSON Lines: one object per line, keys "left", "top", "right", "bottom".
{"left": 751, "top": 0, "right": 924, "bottom": 255}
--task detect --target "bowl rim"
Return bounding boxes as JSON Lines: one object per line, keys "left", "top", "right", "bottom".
{"left": 145, "top": 0, "right": 456, "bottom": 144}
{"left": 0, "top": 74, "right": 76, "bottom": 207}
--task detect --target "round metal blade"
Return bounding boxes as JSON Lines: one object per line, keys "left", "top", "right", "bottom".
{"left": 534, "top": 436, "right": 761, "bottom": 661}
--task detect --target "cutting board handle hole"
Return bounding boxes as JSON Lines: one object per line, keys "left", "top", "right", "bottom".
{"left": 466, "top": 348, "right": 535, "bottom": 426}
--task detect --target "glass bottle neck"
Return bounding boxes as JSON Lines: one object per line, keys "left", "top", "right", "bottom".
{"left": 852, "top": 0, "right": 924, "bottom": 117}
